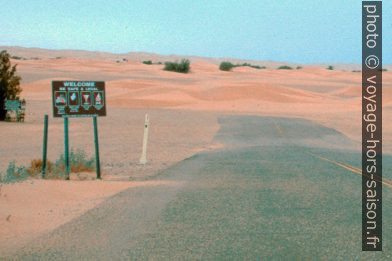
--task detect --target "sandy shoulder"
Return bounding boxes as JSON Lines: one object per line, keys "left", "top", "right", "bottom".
{"left": 0, "top": 179, "right": 175, "bottom": 253}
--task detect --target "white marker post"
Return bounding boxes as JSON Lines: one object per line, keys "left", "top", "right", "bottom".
{"left": 139, "top": 114, "right": 149, "bottom": 164}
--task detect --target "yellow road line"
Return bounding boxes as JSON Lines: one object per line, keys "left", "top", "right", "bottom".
{"left": 307, "top": 152, "right": 392, "bottom": 189}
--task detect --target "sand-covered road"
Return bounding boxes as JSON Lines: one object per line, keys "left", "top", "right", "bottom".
{"left": 6, "top": 116, "right": 392, "bottom": 260}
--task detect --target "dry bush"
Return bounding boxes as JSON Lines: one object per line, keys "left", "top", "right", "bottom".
{"left": 26, "top": 149, "right": 94, "bottom": 179}
{"left": 27, "top": 159, "right": 53, "bottom": 177}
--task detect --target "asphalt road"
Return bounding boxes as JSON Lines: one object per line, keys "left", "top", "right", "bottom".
{"left": 6, "top": 116, "right": 392, "bottom": 260}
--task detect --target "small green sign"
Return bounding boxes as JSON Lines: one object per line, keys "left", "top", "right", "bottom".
{"left": 4, "top": 100, "right": 21, "bottom": 111}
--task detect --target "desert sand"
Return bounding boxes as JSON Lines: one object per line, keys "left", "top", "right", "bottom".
{"left": 0, "top": 46, "right": 391, "bottom": 253}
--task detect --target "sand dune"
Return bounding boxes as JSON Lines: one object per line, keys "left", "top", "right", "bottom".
{"left": 8, "top": 49, "right": 391, "bottom": 149}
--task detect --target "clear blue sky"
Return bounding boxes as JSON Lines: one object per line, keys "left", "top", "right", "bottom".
{"left": 1, "top": 0, "right": 390, "bottom": 64}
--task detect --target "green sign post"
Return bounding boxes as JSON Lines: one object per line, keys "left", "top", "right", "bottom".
{"left": 41, "top": 114, "right": 49, "bottom": 178}
{"left": 93, "top": 116, "right": 101, "bottom": 179}
{"left": 49, "top": 81, "right": 106, "bottom": 180}
{"left": 64, "top": 116, "right": 70, "bottom": 180}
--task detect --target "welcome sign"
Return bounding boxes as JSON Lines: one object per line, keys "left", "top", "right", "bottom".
{"left": 52, "top": 81, "right": 106, "bottom": 117}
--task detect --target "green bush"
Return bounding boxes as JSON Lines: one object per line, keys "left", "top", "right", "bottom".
{"left": 54, "top": 149, "right": 95, "bottom": 174}
{"left": 249, "top": 65, "right": 266, "bottom": 69}
{"left": 0, "top": 161, "right": 28, "bottom": 183}
{"left": 219, "top": 61, "right": 235, "bottom": 71}
{"left": 296, "top": 66, "right": 303, "bottom": 70}
{"left": 164, "top": 59, "right": 190, "bottom": 73}
{"left": 327, "top": 65, "right": 334, "bottom": 70}
{"left": 220, "top": 62, "right": 265, "bottom": 71}
{"left": 241, "top": 63, "right": 266, "bottom": 69}
{"left": 277, "top": 65, "right": 293, "bottom": 70}
{"left": 142, "top": 60, "right": 153, "bottom": 65}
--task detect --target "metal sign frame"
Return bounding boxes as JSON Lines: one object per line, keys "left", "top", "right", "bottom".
{"left": 44, "top": 81, "right": 106, "bottom": 180}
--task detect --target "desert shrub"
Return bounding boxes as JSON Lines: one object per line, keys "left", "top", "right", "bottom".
{"left": 11, "top": 56, "right": 23, "bottom": 60}
{"left": 0, "top": 161, "right": 28, "bottom": 183}
{"left": 221, "top": 62, "right": 266, "bottom": 71}
{"left": 249, "top": 65, "right": 266, "bottom": 69}
{"left": 164, "top": 59, "right": 190, "bottom": 73}
{"left": 381, "top": 68, "right": 388, "bottom": 71}
{"left": 39, "top": 148, "right": 95, "bottom": 179}
{"left": 219, "top": 61, "right": 235, "bottom": 71}
{"left": 55, "top": 148, "right": 95, "bottom": 174}
{"left": 142, "top": 60, "right": 153, "bottom": 65}
{"left": 27, "top": 159, "right": 53, "bottom": 177}
{"left": 296, "top": 66, "right": 303, "bottom": 69}
{"left": 277, "top": 65, "right": 293, "bottom": 70}
{"left": 0, "top": 149, "right": 95, "bottom": 182}
{"left": 241, "top": 63, "right": 266, "bottom": 69}
{"left": 327, "top": 65, "right": 334, "bottom": 70}
{"left": 220, "top": 61, "right": 266, "bottom": 71}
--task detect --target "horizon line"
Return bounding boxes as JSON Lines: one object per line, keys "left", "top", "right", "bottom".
{"left": 0, "top": 45, "right": 388, "bottom": 66}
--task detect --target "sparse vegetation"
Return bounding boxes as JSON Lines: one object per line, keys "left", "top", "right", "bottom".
{"left": 0, "top": 50, "right": 23, "bottom": 121}
{"left": 240, "top": 63, "right": 266, "bottom": 69}
{"left": 115, "top": 58, "right": 129, "bottom": 64}
{"left": 1, "top": 149, "right": 96, "bottom": 182}
{"left": 219, "top": 61, "right": 266, "bottom": 71}
{"left": 11, "top": 56, "right": 24, "bottom": 60}
{"left": 327, "top": 65, "right": 334, "bottom": 70}
{"left": 0, "top": 161, "right": 28, "bottom": 183}
{"left": 352, "top": 70, "right": 361, "bottom": 73}
{"left": 381, "top": 68, "right": 388, "bottom": 71}
{"left": 143, "top": 60, "right": 163, "bottom": 65}
{"left": 277, "top": 65, "right": 293, "bottom": 70}
{"left": 296, "top": 66, "right": 303, "bottom": 69}
{"left": 164, "top": 59, "right": 190, "bottom": 73}
{"left": 56, "top": 149, "right": 95, "bottom": 174}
